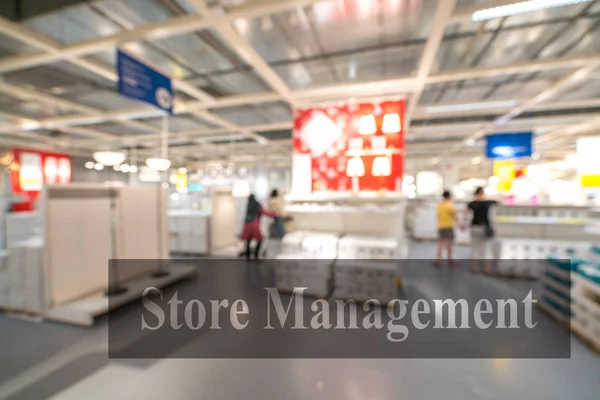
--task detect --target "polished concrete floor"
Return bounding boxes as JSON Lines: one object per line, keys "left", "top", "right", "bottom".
{"left": 1, "top": 242, "right": 599, "bottom": 399}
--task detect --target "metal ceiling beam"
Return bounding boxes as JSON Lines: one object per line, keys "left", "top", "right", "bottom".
{"left": 15, "top": 52, "right": 598, "bottom": 135}
{"left": 0, "top": 15, "right": 268, "bottom": 144}
{"left": 186, "top": 0, "right": 295, "bottom": 105}
{"left": 437, "top": 63, "right": 600, "bottom": 161}
{"left": 0, "top": 0, "right": 324, "bottom": 74}
{"left": 405, "top": 0, "right": 457, "bottom": 128}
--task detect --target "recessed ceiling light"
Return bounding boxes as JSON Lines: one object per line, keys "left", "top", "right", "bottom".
{"left": 472, "top": 0, "right": 593, "bottom": 22}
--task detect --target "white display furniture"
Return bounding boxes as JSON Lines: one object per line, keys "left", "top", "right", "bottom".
{"left": 168, "top": 210, "right": 210, "bottom": 254}
{"left": 1, "top": 184, "right": 194, "bottom": 326}
{"left": 278, "top": 193, "right": 407, "bottom": 301}
{"left": 492, "top": 204, "right": 592, "bottom": 241}
{"left": 5, "top": 212, "right": 41, "bottom": 246}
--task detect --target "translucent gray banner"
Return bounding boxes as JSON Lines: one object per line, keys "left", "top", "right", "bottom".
{"left": 108, "top": 259, "right": 571, "bottom": 359}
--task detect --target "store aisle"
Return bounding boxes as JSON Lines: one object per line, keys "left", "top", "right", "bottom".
{"left": 0, "top": 242, "right": 599, "bottom": 400}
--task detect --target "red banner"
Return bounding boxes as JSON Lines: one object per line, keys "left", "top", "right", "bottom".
{"left": 293, "top": 99, "right": 405, "bottom": 192}
{"left": 10, "top": 148, "right": 72, "bottom": 211}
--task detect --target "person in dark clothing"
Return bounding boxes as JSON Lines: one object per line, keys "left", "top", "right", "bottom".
{"left": 461, "top": 186, "right": 498, "bottom": 274}
{"left": 240, "top": 194, "right": 277, "bottom": 260}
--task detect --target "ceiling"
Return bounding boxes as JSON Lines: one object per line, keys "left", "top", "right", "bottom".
{"left": 0, "top": 0, "right": 599, "bottom": 172}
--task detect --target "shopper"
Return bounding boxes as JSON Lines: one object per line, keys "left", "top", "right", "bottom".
{"left": 461, "top": 186, "right": 498, "bottom": 274}
{"left": 240, "top": 194, "right": 277, "bottom": 260}
{"left": 268, "top": 189, "right": 288, "bottom": 239}
{"left": 434, "top": 190, "right": 457, "bottom": 267}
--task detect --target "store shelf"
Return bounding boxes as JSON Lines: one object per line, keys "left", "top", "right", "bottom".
{"left": 494, "top": 216, "right": 586, "bottom": 225}
{"left": 285, "top": 193, "right": 406, "bottom": 204}
{"left": 285, "top": 206, "right": 403, "bottom": 214}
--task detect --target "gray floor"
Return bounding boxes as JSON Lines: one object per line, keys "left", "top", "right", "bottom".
{"left": 1, "top": 242, "right": 599, "bottom": 399}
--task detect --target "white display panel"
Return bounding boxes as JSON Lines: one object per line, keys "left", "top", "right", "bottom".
{"left": 46, "top": 196, "right": 112, "bottom": 305}
{"left": 19, "top": 152, "right": 43, "bottom": 191}
{"left": 291, "top": 153, "right": 312, "bottom": 196}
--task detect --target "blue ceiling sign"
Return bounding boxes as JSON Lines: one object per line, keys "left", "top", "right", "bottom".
{"left": 486, "top": 132, "right": 533, "bottom": 159}
{"left": 117, "top": 49, "right": 174, "bottom": 114}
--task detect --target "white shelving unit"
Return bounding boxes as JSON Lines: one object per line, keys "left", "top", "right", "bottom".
{"left": 492, "top": 204, "right": 592, "bottom": 241}
{"left": 0, "top": 184, "right": 194, "bottom": 326}
{"left": 168, "top": 210, "right": 210, "bottom": 255}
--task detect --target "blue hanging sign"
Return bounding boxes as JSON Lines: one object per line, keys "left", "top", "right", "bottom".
{"left": 117, "top": 49, "right": 174, "bottom": 114}
{"left": 486, "top": 132, "right": 533, "bottom": 159}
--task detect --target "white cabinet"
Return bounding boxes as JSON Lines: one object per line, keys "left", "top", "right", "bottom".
{"left": 168, "top": 210, "right": 210, "bottom": 254}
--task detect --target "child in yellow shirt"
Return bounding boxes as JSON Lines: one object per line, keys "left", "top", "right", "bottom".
{"left": 435, "top": 190, "right": 457, "bottom": 267}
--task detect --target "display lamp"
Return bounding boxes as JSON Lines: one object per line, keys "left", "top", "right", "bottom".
{"left": 44, "top": 158, "right": 58, "bottom": 183}
{"left": 346, "top": 157, "right": 365, "bottom": 192}
{"left": 358, "top": 115, "right": 377, "bottom": 135}
{"left": 58, "top": 159, "right": 71, "bottom": 183}
{"left": 93, "top": 151, "right": 126, "bottom": 166}
{"left": 382, "top": 113, "right": 401, "bottom": 134}
{"left": 372, "top": 156, "right": 392, "bottom": 177}
{"left": 232, "top": 179, "right": 251, "bottom": 198}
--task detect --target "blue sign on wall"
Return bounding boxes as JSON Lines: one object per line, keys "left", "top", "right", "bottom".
{"left": 117, "top": 50, "right": 173, "bottom": 114}
{"left": 486, "top": 132, "right": 533, "bottom": 159}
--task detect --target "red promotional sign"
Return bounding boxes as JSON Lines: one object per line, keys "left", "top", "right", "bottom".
{"left": 293, "top": 99, "right": 405, "bottom": 193}
{"left": 10, "top": 148, "right": 72, "bottom": 211}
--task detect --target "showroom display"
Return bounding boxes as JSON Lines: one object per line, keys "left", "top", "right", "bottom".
{"left": 541, "top": 249, "right": 600, "bottom": 352}
{"left": 0, "top": 184, "right": 194, "bottom": 325}
{"left": 10, "top": 148, "right": 72, "bottom": 212}
{"left": 168, "top": 210, "right": 210, "bottom": 254}
{"left": 292, "top": 99, "right": 405, "bottom": 194}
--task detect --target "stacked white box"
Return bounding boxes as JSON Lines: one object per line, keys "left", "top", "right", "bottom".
{"left": 338, "top": 235, "right": 405, "bottom": 259}
{"left": 300, "top": 233, "right": 340, "bottom": 259}
{"left": 274, "top": 255, "right": 333, "bottom": 297}
{"left": 333, "top": 260, "right": 398, "bottom": 303}
{"left": 6, "top": 236, "right": 45, "bottom": 313}
{"left": 281, "top": 231, "right": 311, "bottom": 255}
{"left": 496, "top": 239, "right": 589, "bottom": 260}
{"left": 495, "top": 239, "right": 590, "bottom": 278}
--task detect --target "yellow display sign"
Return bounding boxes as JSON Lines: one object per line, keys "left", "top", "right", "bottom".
{"left": 176, "top": 172, "right": 187, "bottom": 192}
{"left": 581, "top": 174, "right": 600, "bottom": 188}
{"left": 493, "top": 160, "right": 516, "bottom": 192}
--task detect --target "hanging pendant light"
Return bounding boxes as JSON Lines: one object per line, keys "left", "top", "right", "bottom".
{"left": 146, "top": 157, "right": 171, "bottom": 171}
{"left": 93, "top": 151, "right": 126, "bottom": 166}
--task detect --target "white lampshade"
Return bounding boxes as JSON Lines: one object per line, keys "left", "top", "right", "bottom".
{"left": 372, "top": 156, "right": 392, "bottom": 177}
{"left": 358, "top": 115, "right": 377, "bottom": 135}
{"left": 232, "top": 179, "right": 251, "bottom": 198}
{"left": 382, "top": 113, "right": 401, "bottom": 134}
{"left": 57, "top": 158, "right": 71, "bottom": 183}
{"left": 93, "top": 151, "right": 126, "bottom": 166}
{"left": 346, "top": 157, "right": 365, "bottom": 177}
{"left": 146, "top": 157, "right": 171, "bottom": 171}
